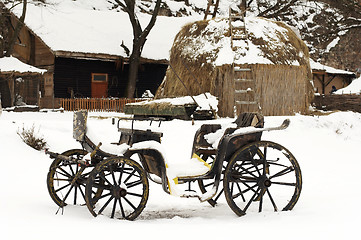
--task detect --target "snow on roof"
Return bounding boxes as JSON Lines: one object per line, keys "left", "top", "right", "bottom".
{"left": 334, "top": 76, "right": 361, "bottom": 95}
{"left": 9, "top": 0, "right": 201, "bottom": 61}
{"left": 0, "top": 56, "right": 46, "bottom": 74}
{"left": 310, "top": 59, "right": 355, "bottom": 75}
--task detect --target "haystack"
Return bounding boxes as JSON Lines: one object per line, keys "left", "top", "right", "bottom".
{"left": 155, "top": 17, "right": 314, "bottom": 117}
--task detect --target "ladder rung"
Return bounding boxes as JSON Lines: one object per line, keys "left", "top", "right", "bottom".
{"left": 232, "top": 36, "right": 247, "bottom": 41}
{"left": 234, "top": 67, "right": 252, "bottom": 72}
{"left": 230, "top": 15, "right": 244, "bottom": 20}
{"left": 235, "top": 78, "right": 253, "bottom": 82}
{"left": 235, "top": 89, "right": 254, "bottom": 94}
{"left": 236, "top": 101, "right": 258, "bottom": 105}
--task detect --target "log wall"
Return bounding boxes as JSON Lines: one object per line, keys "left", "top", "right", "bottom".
{"left": 312, "top": 94, "right": 361, "bottom": 113}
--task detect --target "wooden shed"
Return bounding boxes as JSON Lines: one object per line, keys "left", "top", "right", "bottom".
{"left": 155, "top": 16, "right": 314, "bottom": 117}
{"left": 310, "top": 59, "right": 356, "bottom": 95}
{"left": 0, "top": 56, "right": 46, "bottom": 107}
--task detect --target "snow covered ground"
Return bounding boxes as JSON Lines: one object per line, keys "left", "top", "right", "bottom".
{"left": 1, "top": 110, "right": 361, "bottom": 239}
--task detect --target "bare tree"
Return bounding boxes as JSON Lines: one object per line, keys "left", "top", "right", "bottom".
{"left": 113, "top": 0, "right": 162, "bottom": 98}
{"left": 0, "top": 0, "right": 28, "bottom": 58}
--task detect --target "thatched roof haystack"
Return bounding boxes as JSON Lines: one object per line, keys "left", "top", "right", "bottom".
{"left": 155, "top": 17, "right": 314, "bottom": 117}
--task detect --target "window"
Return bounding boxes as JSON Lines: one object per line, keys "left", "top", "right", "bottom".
{"left": 92, "top": 73, "right": 108, "bottom": 82}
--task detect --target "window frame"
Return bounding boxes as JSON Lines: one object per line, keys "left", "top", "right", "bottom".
{"left": 91, "top": 73, "right": 108, "bottom": 82}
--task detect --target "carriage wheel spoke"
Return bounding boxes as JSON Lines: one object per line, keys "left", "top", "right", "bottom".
{"left": 118, "top": 162, "right": 125, "bottom": 185}
{"left": 262, "top": 147, "right": 267, "bottom": 176}
{"left": 99, "top": 172, "right": 113, "bottom": 186}
{"left": 248, "top": 149, "right": 262, "bottom": 176}
{"left": 240, "top": 182, "right": 258, "bottom": 194}
{"left": 94, "top": 192, "right": 112, "bottom": 202}
{"left": 266, "top": 189, "right": 278, "bottom": 211}
{"left": 204, "top": 182, "right": 214, "bottom": 188}
{"left": 56, "top": 167, "right": 72, "bottom": 178}
{"left": 123, "top": 196, "right": 137, "bottom": 210}
{"left": 98, "top": 196, "right": 114, "bottom": 215}
{"left": 126, "top": 179, "right": 142, "bottom": 189}
{"left": 73, "top": 185, "right": 78, "bottom": 205}
{"left": 124, "top": 169, "right": 137, "bottom": 184}
{"left": 55, "top": 183, "right": 71, "bottom": 193}
{"left": 235, "top": 182, "right": 246, "bottom": 202}
{"left": 53, "top": 178, "right": 71, "bottom": 181}
{"left": 270, "top": 166, "right": 294, "bottom": 179}
{"left": 111, "top": 198, "right": 117, "bottom": 218}
{"left": 118, "top": 198, "right": 125, "bottom": 218}
{"left": 127, "top": 191, "right": 143, "bottom": 198}
{"left": 243, "top": 187, "right": 260, "bottom": 212}
{"left": 214, "top": 188, "right": 224, "bottom": 202}
{"left": 78, "top": 185, "right": 86, "bottom": 202}
{"left": 109, "top": 164, "right": 117, "bottom": 185}
{"left": 68, "top": 164, "right": 75, "bottom": 177}
{"left": 239, "top": 165, "right": 259, "bottom": 179}
{"left": 258, "top": 188, "right": 266, "bottom": 212}
{"left": 62, "top": 184, "right": 75, "bottom": 203}
{"left": 272, "top": 181, "right": 296, "bottom": 186}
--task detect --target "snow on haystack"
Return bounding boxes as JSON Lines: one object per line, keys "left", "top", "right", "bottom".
{"left": 0, "top": 56, "right": 46, "bottom": 74}
{"left": 174, "top": 16, "right": 309, "bottom": 67}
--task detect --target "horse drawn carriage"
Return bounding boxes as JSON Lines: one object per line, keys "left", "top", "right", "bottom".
{"left": 46, "top": 111, "right": 302, "bottom": 220}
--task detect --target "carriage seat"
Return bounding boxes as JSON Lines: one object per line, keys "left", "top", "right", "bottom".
{"left": 191, "top": 112, "right": 264, "bottom": 155}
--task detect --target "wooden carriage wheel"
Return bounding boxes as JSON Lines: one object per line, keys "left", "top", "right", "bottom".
{"left": 85, "top": 157, "right": 149, "bottom": 220}
{"left": 47, "top": 149, "right": 97, "bottom": 207}
{"left": 223, "top": 141, "right": 302, "bottom": 216}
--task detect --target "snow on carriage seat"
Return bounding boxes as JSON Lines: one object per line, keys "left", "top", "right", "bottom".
{"left": 203, "top": 122, "right": 237, "bottom": 149}
{"left": 130, "top": 140, "right": 211, "bottom": 197}
{"left": 85, "top": 117, "right": 130, "bottom": 156}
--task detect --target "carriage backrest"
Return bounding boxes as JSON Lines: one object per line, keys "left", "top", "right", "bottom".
{"left": 73, "top": 110, "right": 88, "bottom": 142}
{"left": 191, "top": 112, "right": 264, "bottom": 156}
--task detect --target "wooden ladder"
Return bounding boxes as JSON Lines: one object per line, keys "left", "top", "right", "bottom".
{"left": 204, "top": 0, "right": 220, "bottom": 20}
{"left": 229, "top": 4, "right": 260, "bottom": 115}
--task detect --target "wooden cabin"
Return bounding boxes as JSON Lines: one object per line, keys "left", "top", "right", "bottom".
{"left": 10, "top": 21, "right": 167, "bottom": 108}
{"left": 6, "top": 3, "right": 182, "bottom": 109}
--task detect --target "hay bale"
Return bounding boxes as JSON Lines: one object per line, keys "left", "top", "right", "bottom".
{"left": 156, "top": 16, "right": 314, "bottom": 117}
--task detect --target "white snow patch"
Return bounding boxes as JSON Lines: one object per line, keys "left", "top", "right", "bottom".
{"left": 0, "top": 56, "right": 46, "bottom": 73}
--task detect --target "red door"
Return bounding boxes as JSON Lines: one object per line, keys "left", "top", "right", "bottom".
{"left": 91, "top": 73, "right": 108, "bottom": 98}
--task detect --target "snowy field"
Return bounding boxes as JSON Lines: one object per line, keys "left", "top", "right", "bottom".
{"left": 1, "top": 110, "right": 361, "bottom": 240}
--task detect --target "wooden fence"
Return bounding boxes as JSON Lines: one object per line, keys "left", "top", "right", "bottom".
{"left": 59, "top": 98, "right": 145, "bottom": 112}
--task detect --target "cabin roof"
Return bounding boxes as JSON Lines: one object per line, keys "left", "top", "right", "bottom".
{"left": 310, "top": 59, "right": 355, "bottom": 76}
{"left": 0, "top": 56, "right": 47, "bottom": 74}
{"left": 9, "top": 1, "right": 200, "bottom": 62}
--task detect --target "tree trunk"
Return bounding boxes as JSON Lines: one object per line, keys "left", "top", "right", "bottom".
{"left": 118, "top": 0, "right": 162, "bottom": 98}
{"left": 126, "top": 48, "right": 141, "bottom": 97}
